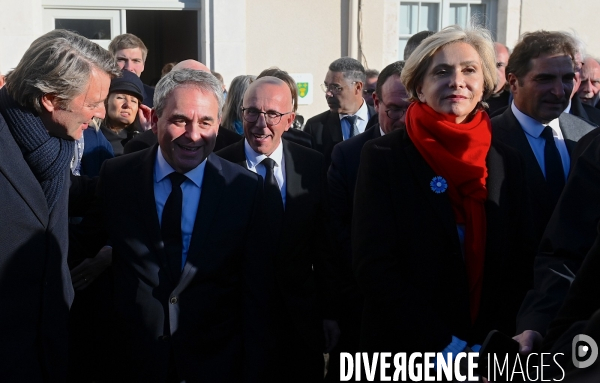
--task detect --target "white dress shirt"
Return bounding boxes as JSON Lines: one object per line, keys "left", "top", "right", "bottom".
{"left": 511, "top": 102, "right": 569, "bottom": 180}
{"left": 154, "top": 149, "right": 206, "bottom": 269}
{"left": 244, "top": 139, "right": 287, "bottom": 207}
{"left": 339, "top": 100, "right": 370, "bottom": 140}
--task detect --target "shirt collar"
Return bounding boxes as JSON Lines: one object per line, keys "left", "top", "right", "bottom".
{"left": 338, "top": 99, "right": 369, "bottom": 121}
{"left": 155, "top": 147, "right": 206, "bottom": 188}
{"left": 564, "top": 99, "right": 572, "bottom": 114}
{"left": 244, "top": 138, "right": 284, "bottom": 169}
{"left": 511, "top": 101, "right": 559, "bottom": 139}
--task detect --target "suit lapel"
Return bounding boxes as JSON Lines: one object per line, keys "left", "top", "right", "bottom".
{"left": 559, "top": 113, "right": 594, "bottom": 155}
{"left": 326, "top": 111, "right": 343, "bottom": 143}
{"left": 178, "top": 153, "right": 226, "bottom": 289}
{"left": 279, "top": 140, "right": 301, "bottom": 248}
{"left": 401, "top": 137, "right": 460, "bottom": 249}
{"left": 0, "top": 120, "right": 48, "bottom": 227}
{"left": 134, "top": 145, "right": 178, "bottom": 282}
{"left": 499, "top": 109, "right": 548, "bottom": 193}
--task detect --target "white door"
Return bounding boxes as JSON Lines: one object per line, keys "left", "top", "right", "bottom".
{"left": 43, "top": 9, "right": 122, "bottom": 49}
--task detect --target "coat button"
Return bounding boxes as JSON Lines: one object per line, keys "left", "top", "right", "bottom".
{"left": 170, "top": 296, "right": 178, "bottom": 304}
{"left": 159, "top": 335, "right": 169, "bottom": 342}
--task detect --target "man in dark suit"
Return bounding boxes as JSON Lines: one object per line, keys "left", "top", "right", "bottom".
{"left": 122, "top": 60, "right": 243, "bottom": 155}
{"left": 0, "top": 30, "right": 119, "bottom": 382}
{"left": 96, "top": 69, "right": 271, "bottom": 382}
{"left": 218, "top": 77, "right": 337, "bottom": 382}
{"left": 490, "top": 31, "right": 597, "bottom": 353}
{"left": 304, "top": 57, "right": 375, "bottom": 170}
{"left": 325, "top": 60, "right": 408, "bottom": 381}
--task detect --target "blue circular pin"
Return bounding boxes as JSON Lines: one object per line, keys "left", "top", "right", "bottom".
{"left": 430, "top": 176, "right": 448, "bottom": 194}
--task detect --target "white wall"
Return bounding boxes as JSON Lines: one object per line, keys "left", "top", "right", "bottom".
{"left": 245, "top": 0, "right": 344, "bottom": 120}
{"left": 520, "top": 0, "right": 600, "bottom": 57}
{"left": 0, "top": 0, "right": 44, "bottom": 75}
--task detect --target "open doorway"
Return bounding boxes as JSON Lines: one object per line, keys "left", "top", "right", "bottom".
{"left": 126, "top": 10, "right": 199, "bottom": 86}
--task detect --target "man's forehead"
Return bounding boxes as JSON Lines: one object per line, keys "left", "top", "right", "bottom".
{"left": 116, "top": 48, "right": 143, "bottom": 58}
{"left": 528, "top": 53, "right": 574, "bottom": 71}
{"left": 246, "top": 83, "right": 290, "bottom": 105}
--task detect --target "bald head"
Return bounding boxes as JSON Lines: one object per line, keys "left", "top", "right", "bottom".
{"left": 579, "top": 57, "right": 600, "bottom": 106}
{"left": 243, "top": 76, "right": 295, "bottom": 156}
{"left": 494, "top": 43, "right": 510, "bottom": 93}
{"left": 244, "top": 76, "right": 292, "bottom": 107}
{"left": 172, "top": 59, "right": 210, "bottom": 73}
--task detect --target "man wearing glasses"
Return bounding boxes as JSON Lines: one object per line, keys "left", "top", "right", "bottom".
{"left": 363, "top": 69, "right": 379, "bottom": 107}
{"left": 304, "top": 57, "right": 376, "bottom": 170}
{"left": 325, "top": 61, "right": 409, "bottom": 382}
{"left": 218, "top": 76, "right": 338, "bottom": 382}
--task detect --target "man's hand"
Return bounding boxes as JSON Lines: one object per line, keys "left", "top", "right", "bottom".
{"left": 513, "top": 330, "right": 543, "bottom": 354}
{"left": 70, "top": 246, "right": 112, "bottom": 291}
{"left": 138, "top": 104, "right": 152, "bottom": 131}
{"left": 323, "top": 319, "right": 341, "bottom": 353}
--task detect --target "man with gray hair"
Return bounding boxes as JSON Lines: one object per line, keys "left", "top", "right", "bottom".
{"left": 304, "top": 57, "right": 375, "bottom": 170}
{"left": 94, "top": 68, "right": 271, "bottom": 381}
{"left": 0, "top": 29, "right": 119, "bottom": 382}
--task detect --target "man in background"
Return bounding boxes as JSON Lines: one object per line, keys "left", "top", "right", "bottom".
{"left": 109, "top": 33, "right": 155, "bottom": 107}
{"left": 362, "top": 69, "right": 379, "bottom": 107}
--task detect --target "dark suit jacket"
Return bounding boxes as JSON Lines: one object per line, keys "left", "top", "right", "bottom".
{"left": 352, "top": 128, "right": 535, "bottom": 354}
{"left": 0, "top": 113, "right": 73, "bottom": 382}
{"left": 142, "top": 83, "right": 154, "bottom": 108}
{"left": 123, "top": 126, "right": 243, "bottom": 155}
{"left": 327, "top": 124, "right": 381, "bottom": 303}
{"left": 217, "top": 139, "right": 331, "bottom": 349}
{"left": 97, "top": 147, "right": 271, "bottom": 382}
{"left": 303, "top": 104, "right": 376, "bottom": 170}
{"left": 491, "top": 107, "right": 596, "bottom": 241}
{"left": 282, "top": 128, "right": 313, "bottom": 149}
{"left": 517, "top": 133, "right": 600, "bottom": 336}
{"left": 571, "top": 96, "right": 600, "bottom": 126}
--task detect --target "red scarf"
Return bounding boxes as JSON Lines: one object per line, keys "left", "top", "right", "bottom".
{"left": 405, "top": 102, "right": 491, "bottom": 323}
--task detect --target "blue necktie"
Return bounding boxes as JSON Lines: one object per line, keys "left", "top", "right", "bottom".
{"left": 345, "top": 115, "right": 359, "bottom": 138}
{"left": 541, "top": 126, "right": 565, "bottom": 203}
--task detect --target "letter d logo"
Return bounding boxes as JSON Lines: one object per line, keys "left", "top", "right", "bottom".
{"left": 572, "top": 334, "right": 598, "bottom": 368}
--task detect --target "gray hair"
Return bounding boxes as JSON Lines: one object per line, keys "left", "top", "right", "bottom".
{"left": 5, "top": 29, "right": 120, "bottom": 113}
{"left": 154, "top": 68, "right": 224, "bottom": 118}
{"left": 329, "top": 57, "right": 366, "bottom": 84}
{"left": 221, "top": 75, "right": 255, "bottom": 131}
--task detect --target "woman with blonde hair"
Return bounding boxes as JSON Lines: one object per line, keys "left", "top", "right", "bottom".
{"left": 352, "top": 25, "right": 535, "bottom": 365}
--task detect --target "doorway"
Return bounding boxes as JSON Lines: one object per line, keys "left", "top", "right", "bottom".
{"left": 126, "top": 10, "right": 199, "bottom": 86}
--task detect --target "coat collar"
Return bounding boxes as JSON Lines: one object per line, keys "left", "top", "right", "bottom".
{"left": 0, "top": 116, "right": 49, "bottom": 227}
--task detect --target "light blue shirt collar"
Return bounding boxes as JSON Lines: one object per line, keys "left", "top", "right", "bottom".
{"left": 511, "top": 102, "right": 558, "bottom": 139}
{"left": 155, "top": 147, "right": 206, "bottom": 187}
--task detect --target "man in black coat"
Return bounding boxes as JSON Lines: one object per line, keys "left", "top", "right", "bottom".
{"left": 218, "top": 77, "right": 337, "bottom": 382}
{"left": 325, "top": 60, "right": 409, "bottom": 381}
{"left": 95, "top": 69, "right": 271, "bottom": 382}
{"left": 304, "top": 57, "right": 376, "bottom": 170}
{"left": 0, "top": 30, "right": 119, "bottom": 382}
{"left": 490, "top": 31, "right": 597, "bottom": 353}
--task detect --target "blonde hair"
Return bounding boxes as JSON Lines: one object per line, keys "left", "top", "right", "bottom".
{"left": 401, "top": 24, "right": 497, "bottom": 104}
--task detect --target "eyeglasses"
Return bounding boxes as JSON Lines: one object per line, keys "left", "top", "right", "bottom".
{"left": 320, "top": 82, "right": 356, "bottom": 95}
{"left": 363, "top": 89, "right": 375, "bottom": 95}
{"left": 241, "top": 107, "right": 292, "bottom": 125}
{"left": 379, "top": 100, "right": 407, "bottom": 120}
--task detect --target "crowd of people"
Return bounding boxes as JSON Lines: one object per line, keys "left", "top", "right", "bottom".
{"left": 1, "top": 23, "right": 600, "bottom": 383}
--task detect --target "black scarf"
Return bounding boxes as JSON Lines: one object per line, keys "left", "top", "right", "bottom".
{"left": 0, "top": 87, "right": 73, "bottom": 211}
